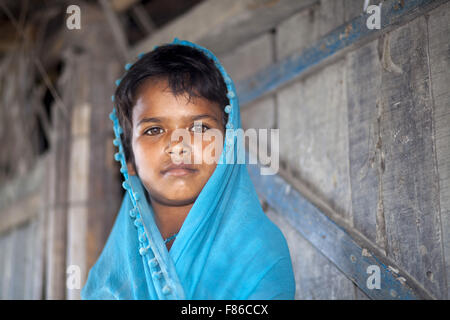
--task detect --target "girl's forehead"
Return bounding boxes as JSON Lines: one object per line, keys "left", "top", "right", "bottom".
{"left": 134, "top": 93, "right": 218, "bottom": 117}
{"left": 132, "top": 81, "right": 222, "bottom": 125}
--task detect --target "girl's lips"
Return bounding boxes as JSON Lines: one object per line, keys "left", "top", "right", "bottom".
{"left": 163, "top": 168, "right": 198, "bottom": 177}
{"left": 161, "top": 162, "right": 197, "bottom": 176}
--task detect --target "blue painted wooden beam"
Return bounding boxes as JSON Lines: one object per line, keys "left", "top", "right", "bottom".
{"left": 247, "top": 163, "right": 432, "bottom": 299}
{"left": 236, "top": 0, "right": 448, "bottom": 106}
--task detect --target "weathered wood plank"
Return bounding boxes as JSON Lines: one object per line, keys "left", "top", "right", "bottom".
{"left": 132, "top": 0, "right": 318, "bottom": 57}
{"left": 0, "top": 194, "right": 40, "bottom": 235}
{"left": 276, "top": 0, "right": 346, "bottom": 61}
{"left": 318, "top": 0, "right": 345, "bottom": 38}
{"left": 237, "top": 0, "right": 449, "bottom": 106}
{"left": 220, "top": 33, "right": 274, "bottom": 84}
{"left": 427, "top": 1, "right": 450, "bottom": 299}
{"left": 277, "top": 59, "right": 352, "bottom": 222}
{"left": 49, "top": 7, "right": 124, "bottom": 299}
{"left": 99, "top": 0, "right": 129, "bottom": 61}
{"left": 0, "top": 229, "right": 15, "bottom": 298}
{"left": 45, "top": 99, "right": 70, "bottom": 299}
{"left": 23, "top": 220, "right": 34, "bottom": 299}
{"left": 0, "top": 230, "right": 8, "bottom": 298}
{"left": 10, "top": 224, "right": 28, "bottom": 299}
{"left": 0, "top": 156, "right": 46, "bottom": 233}
{"left": 247, "top": 161, "right": 429, "bottom": 299}
{"left": 67, "top": 206, "right": 87, "bottom": 300}
{"left": 265, "top": 206, "right": 358, "bottom": 299}
{"left": 276, "top": 4, "right": 320, "bottom": 62}
{"left": 379, "top": 16, "right": 446, "bottom": 299}
{"left": 0, "top": 216, "right": 43, "bottom": 299}
{"left": 67, "top": 99, "right": 90, "bottom": 300}
{"left": 346, "top": 40, "right": 385, "bottom": 250}
{"left": 344, "top": 0, "right": 383, "bottom": 22}
{"left": 31, "top": 201, "right": 46, "bottom": 299}
{"left": 86, "top": 49, "right": 122, "bottom": 275}
{"left": 24, "top": 218, "right": 37, "bottom": 299}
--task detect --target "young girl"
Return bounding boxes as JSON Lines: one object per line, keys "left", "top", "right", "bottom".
{"left": 81, "top": 39, "right": 295, "bottom": 300}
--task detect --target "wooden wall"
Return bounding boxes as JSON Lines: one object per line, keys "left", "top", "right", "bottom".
{"left": 46, "top": 3, "right": 123, "bottom": 299}
{"left": 0, "top": 157, "right": 47, "bottom": 299}
{"left": 0, "top": 3, "right": 122, "bottom": 299}
{"left": 218, "top": 0, "right": 450, "bottom": 299}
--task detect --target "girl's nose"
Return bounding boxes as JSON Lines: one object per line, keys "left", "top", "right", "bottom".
{"left": 165, "top": 131, "right": 192, "bottom": 158}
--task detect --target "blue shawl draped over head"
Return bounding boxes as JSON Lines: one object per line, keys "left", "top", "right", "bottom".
{"left": 81, "top": 38, "right": 295, "bottom": 300}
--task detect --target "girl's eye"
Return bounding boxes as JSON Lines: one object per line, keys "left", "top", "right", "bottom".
{"left": 191, "top": 124, "right": 210, "bottom": 133}
{"left": 145, "top": 127, "right": 163, "bottom": 135}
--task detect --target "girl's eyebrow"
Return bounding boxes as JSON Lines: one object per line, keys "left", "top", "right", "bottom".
{"left": 137, "top": 114, "right": 219, "bottom": 127}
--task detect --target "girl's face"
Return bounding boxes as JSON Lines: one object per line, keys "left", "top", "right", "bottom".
{"left": 127, "top": 79, "right": 225, "bottom": 206}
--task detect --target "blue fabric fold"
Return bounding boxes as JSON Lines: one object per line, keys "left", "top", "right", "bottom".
{"left": 81, "top": 39, "right": 295, "bottom": 300}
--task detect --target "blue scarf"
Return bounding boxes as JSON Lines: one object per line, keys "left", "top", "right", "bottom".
{"left": 81, "top": 39, "right": 295, "bottom": 300}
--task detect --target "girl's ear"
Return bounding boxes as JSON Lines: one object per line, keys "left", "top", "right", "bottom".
{"left": 127, "top": 161, "right": 137, "bottom": 175}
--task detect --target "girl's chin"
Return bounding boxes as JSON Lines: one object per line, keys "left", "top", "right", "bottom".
{"left": 146, "top": 187, "right": 199, "bottom": 206}
{"left": 157, "top": 195, "right": 198, "bottom": 206}
{"left": 165, "top": 189, "right": 198, "bottom": 200}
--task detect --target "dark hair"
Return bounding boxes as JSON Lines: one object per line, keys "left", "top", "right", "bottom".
{"left": 114, "top": 44, "right": 229, "bottom": 166}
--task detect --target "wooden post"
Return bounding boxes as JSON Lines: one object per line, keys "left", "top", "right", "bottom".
{"left": 45, "top": 91, "right": 70, "bottom": 300}
{"left": 48, "top": 3, "right": 124, "bottom": 299}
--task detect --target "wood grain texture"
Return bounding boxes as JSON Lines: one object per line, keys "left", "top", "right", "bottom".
{"left": 10, "top": 224, "right": 27, "bottom": 299}
{"left": 346, "top": 40, "right": 386, "bottom": 250}
{"left": 66, "top": 53, "right": 91, "bottom": 300}
{"left": 0, "top": 219, "right": 44, "bottom": 299}
{"left": 0, "top": 230, "right": 4, "bottom": 298}
{"left": 132, "top": 0, "right": 318, "bottom": 57}
{"left": 275, "top": 4, "right": 320, "bottom": 62}
{"left": 265, "top": 206, "right": 361, "bottom": 299}
{"left": 220, "top": 33, "right": 274, "bottom": 84}
{"left": 57, "top": 6, "right": 123, "bottom": 298}
{"left": 0, "top": 156, "right": 46, "bottom": 233}
{"left": 247, "top": 162, "right": 426, "bottom": 299}
{"left": 343, "top": 0, "right": 383, "bottom": 22}
{"left": 0, "top": 155, "right": 47, "bottom": 299}
{"left": 277, "top": 59, "right": 352, "bottom": 223}
{"left": 379, "top": 16, "right": 446, "bottom": 299}
{"left": 45, "top": 82, "right": 71, "bottom": 299}
{"left": 86, "top": 55, "right": 122, "bottom": 276}
{"left": 238, "top": 0, "right": 448, "bottom": 106}
{"left": 0, "top": 229, "right": 14, "bottom": 298}
{"left": 28, "top": 214, "right": 45, "bottom": 299}
{"left": 318, "top": 0, "right": 345, "bottom": 38}
{"left": 427, "top": 1, "right": 450, "bottom": 299}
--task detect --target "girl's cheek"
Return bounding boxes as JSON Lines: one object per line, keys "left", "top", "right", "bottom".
{"left": 135, "top": 143, "right": 157, "bottom": 167}
{"left": 201, "top": 140, "right": 222, "bottom": 164}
